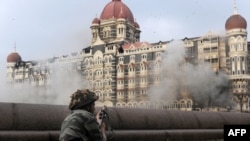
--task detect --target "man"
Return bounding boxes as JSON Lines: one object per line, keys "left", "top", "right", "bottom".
{"left": 59, "top": 89, "right": 106, "bottom": 141}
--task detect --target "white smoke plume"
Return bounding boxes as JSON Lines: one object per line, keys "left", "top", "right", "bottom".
{"left": 1, "top": 61, "right": 85, "bottom": 105}
{"left": 148, "top": 40, "right": 186, "bottom": 104}
{"left": 148, "top": 40, "right": 233, "bottom": 108}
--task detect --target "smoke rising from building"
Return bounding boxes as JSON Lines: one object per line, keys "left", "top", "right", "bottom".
{"left": 1, "top": 61, "right": 84, "bottom": 105}
{"left": 1, "top": 40, "right": 234, "bottom": 109}
{"left": 148, "top": 40, "right": 233, "bottom": 108}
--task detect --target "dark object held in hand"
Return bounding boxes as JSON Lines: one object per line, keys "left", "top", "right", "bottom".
{"left": 99, "top": 106, "right": 107, "bottom": 120}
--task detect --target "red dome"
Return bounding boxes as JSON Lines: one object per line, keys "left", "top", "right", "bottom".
{"left": 225, "top": 14, "right": 247, "bottom": 30}
{"left": 134, "top": 22, "right": 140, "bottom": 29}
{"left": 7, "top": 52, "right": 22, "bottom": 63}
{"left": 118, "top": 10, "right": 126, "bottom": 19}
{"left": 100, "top": 0, "right": 134, "bottom": 23}
{"left": 92, "top": 17, "right": 100, "bottom": 24}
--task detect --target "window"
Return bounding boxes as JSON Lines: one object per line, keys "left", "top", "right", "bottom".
{"left": 129, "top": 29, "right": 133, "bottom": 39}
{"left": 96, "top": 70, "right": 102, "bottom": 76}
{"left": 96, "top": 81, "right": 102, "bottom": 87}
{"left": 140, "top": 63, "right": 147, "bottom": 71}
{"left": 129, "top": 66, "right": 135, "bottom": 72}
{"left": 234, "top": 44, "right": 237, "bottom": 51}
{"left": 130, "top": 55, "right": 135, "bottom": 62}
{"left": 129, "top": 79, "right": 135, "bottom": 84}
{"left": 104, "top": 57, "right": 108, "bottom": 63}
{"left": 211, "top": 58, "right": 218, "bottom": 63}
{"left": 141, "top": 54, "right": 147, "bottom": 60}
{"left": 119, "top": 57, "right": 124, "bottom": 62}
{"left": 156, "top": 52, "right": 161, "bottom": 57}
{"left": 187, "top": 101, "right": 192, "bottom": 108}
{"left": 118, "top": 80, "right": 124, "bottom": 84}
{"left": 117, "top": 24, "right": 125, "bottom": 35}
{"left": 103, "top": 27, "right": 111, "bottom": 38}
{"left": 238, "top": 43, "right": 241, "bottom": 50}
{"left": 108, "top": 80, "right": 112, "bottom": 86}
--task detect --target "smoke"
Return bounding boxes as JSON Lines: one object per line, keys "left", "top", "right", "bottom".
{"left": 1, "top": 60, "right": 85, "bottom": 105}
{"left": 1, "top": 39, "right": 233, "bottom": 108}
{"left": 185, "top": 63, "right": 232, "bottom": 107}
{"left": 46, "top": 62, "right": 86, "bottom": 105}
{"left": 148, "top": 40, "right": 186, "bottom": 103}
{"left": 148, "top": 40, "right": 233, "bottom": 108}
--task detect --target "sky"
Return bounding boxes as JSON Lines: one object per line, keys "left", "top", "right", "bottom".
{"left": 0, "top": 0, "right": 249, "bottom": 96}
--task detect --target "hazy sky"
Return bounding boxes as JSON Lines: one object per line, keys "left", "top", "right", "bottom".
{"left": 0, "top": 0, "right": 249, "bottom": 80}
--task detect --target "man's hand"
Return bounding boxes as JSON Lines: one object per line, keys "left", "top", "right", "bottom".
{"left": 96, "top": 109, "right": 107, "bottom": 141}
{"left": 96, "top": 109, "right": 102, "bottom": 125}
{"left": 96, "top": 108, "right": 107, "bottom": 124}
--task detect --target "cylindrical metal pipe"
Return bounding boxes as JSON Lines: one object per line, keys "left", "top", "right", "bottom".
{"left": 103, "top": 107, "right": 250, "bottom": 130}
{"left": 0, "top": 102, "right": 250, "bottom": 141}
{"left": 0, "top": 102, "right": 69, "bottom": 130}
{"left": 107, "top": 129, "right": 224, "bottom": 141}
{"left": 1, "top": 102, "right": 250, "bottom": 130}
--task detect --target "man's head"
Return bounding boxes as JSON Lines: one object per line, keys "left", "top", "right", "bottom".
{"left": 69, "top": 89, "right": 99, "bottom": 113}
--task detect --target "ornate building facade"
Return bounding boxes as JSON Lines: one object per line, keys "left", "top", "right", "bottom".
{"left": 6, "top": 0, "right": 250, "bottom": 112}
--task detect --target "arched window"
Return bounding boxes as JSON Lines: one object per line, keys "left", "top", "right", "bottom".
{"left": 103, "top": 27, "right": 111, "bottom": 38}
{"left": 187, "top": 100, "right": 192, "bottom": 108}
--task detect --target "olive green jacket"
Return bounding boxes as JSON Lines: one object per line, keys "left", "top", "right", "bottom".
{"left": 59, "top": 110, "right": 103, "bottom": 141}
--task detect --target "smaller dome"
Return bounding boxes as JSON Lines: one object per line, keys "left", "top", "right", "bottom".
{"left": 225, "top": 14, "right": 247, "bottom": 30}
{"left": 7, "top": 52, "right": 22, "bottom": 63}
{"left": 92, "top": 18, "right": 100, "bottom": 24}
{"left": 134, "top": 22, "right": 140, "bottom": 29}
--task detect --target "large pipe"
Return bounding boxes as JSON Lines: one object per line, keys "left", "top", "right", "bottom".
{"left": 0, "top": 102, "right": 69, "bottom": 130}
{"left": 0, "top": 102, "right": 250, "bottom": 141}
{"left": 107, "top": 130, "right": 224, "bottom": 141}
{"left": 104, "top": 107, "right": 250, "bottom": 130}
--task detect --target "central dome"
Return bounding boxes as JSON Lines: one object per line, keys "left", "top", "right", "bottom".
{"left": 225, "top": 14, "right": 247, "bottom": 30}
{"left": 100, "top": 0, "right": 134, "bottom": 23}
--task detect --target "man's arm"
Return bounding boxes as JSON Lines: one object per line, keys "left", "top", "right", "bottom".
{"left": 85, "top": 113, "right": 105, "bottom": 141}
